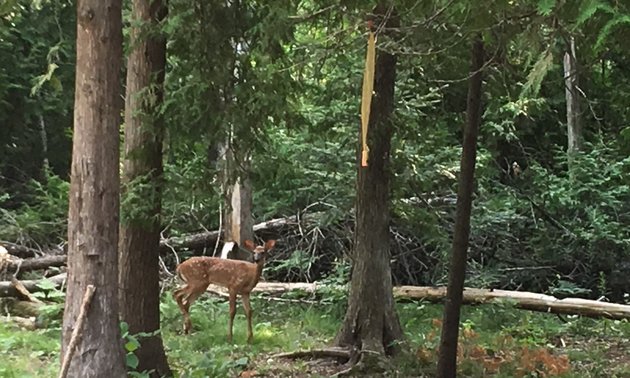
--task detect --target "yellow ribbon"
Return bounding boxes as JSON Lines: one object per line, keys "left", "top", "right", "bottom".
{"left": 361, "top": 29, "right": 376, "bottom": 167}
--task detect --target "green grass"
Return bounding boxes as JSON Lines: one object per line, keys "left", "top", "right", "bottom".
{"left": 1, "top": 292, "right": 629, "bottom": 377}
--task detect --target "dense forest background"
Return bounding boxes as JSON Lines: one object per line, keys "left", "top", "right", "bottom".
{"left": 2, "top": 0, "right": 629, "bottom": 301}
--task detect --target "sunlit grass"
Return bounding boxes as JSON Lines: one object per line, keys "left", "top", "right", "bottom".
{"left": 1, "top": 291, "right": 629, "bottom": 377}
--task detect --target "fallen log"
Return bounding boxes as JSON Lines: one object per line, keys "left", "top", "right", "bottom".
{"left": 160, "top": 213, "right": 319, "bottom": 252}
{"left": 0, "top": 241, "right": 63, "bottom": 258}
{"left": 0, "top": 315, "right": 37, "bottom": 330}
{"left": 198, "top": 282, "right": 630, "bottom": 321}
{"left": 0, "top": 298, "right": 45, "bottom": 317}
{"left": 0, "top": 273, "right": 67, "bottom": 297}
{"left": 4, "top": 255, "right": 67, "bottom": 274}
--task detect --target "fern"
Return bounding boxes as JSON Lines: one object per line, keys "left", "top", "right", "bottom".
{"left": 576, "top": 0, "right": 615, "bottom": 26}
{"left": 537, "top": 0, "right": 557, "bottom": 16}
{"left": 595, "top": 14, "right": 630, "bottom": 50}
{"left": 520, "top": 48, "right": 554, "bottom": 98}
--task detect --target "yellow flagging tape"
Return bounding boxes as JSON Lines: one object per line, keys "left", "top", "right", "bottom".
{"left": 361, "top": 30, "right": 376, "bottom": 167}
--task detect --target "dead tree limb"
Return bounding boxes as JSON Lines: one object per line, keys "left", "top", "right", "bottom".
{"left": 271, "top": 347, "right": 351, "bottom": 361}
{"left": 58, "top": 285, "right": 96, "bottom": 378}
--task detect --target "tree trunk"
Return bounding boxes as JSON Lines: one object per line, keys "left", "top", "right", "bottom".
{"left": 118, "top": 0, "right": 171, "bottom": 376}
{"left": 61, "top": 0, "right": 126, "bottom": 377}
{"left": 436, "top": 35, "right": 485, "bottom": 378}
{"left": 564, "top": 36, "right": 581, "bottom": 156}
{"left": 334, "top": 5, "right": 404, "bottom": 366}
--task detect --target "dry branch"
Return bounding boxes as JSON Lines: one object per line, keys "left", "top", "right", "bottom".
{"left": 0, "top": 273, "right": 67, "bottom": 297}
{"left": 10, "top": 276, "right": 43, "bottom": 303}
{"left": 203, "top": 282, "right": 630, "bottom": 320}
{"left": 58, "top": 285, "right": 96, "bottom": 378}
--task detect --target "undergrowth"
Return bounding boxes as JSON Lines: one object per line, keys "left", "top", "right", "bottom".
{"left": 1, "top": 290, "right": 629, "bottom": 377}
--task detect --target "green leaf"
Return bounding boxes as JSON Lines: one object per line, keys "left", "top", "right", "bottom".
{"left": 126, "top": 353, "right": 140, "bottom": 369}
{"left": 125, "top": 339, "right": 140, "bottom": 353}
{"left": 233, "top": 357, "right": 249, "bottom": 367}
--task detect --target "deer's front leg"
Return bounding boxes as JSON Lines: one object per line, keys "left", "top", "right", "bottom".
{"left": 242, "top": 293, "right": 253, "bottom": 344}
{"left": 227, "top": 290, "right": 237, "bottom": 343}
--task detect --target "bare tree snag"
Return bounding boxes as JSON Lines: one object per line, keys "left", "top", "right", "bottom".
{"left": 437, "top": 34, "right": 484, "bottom": 378}
{"left": 220, "top": 140, "right": 254, "bottom": 260}
{"left": 564, "top": 35, "right": 582, "bottom": 156}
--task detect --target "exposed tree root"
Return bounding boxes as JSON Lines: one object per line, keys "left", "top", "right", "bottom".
{"left": 271, "top": 347, "right": 351, "bottom": 362}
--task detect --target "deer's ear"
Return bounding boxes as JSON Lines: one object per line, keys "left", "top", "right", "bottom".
{"left": 243, "top": 240, "right": 256, "bottom": 251}
{"left": 264, "top": 240, "right": 276, "bottom": 251}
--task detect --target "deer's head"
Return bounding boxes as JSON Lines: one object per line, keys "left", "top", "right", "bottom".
{"left": 243, "top": 239, "right": 276, "bottom": 263}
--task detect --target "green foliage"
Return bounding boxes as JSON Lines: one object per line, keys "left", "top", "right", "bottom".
{"left": 0, "top": 323, "right": 59, "bottom": 377}
{"left": 520, "top": 48, "right": 554, "bottom": 98}
{"left": 0, "top": 171, "right": 69, "bottom": 245}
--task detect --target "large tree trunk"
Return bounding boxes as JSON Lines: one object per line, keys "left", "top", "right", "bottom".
{"left": 118, "top": 0, "right": 171, "bottom": 376}
{"left": 334, "top": 5, "right": 404, "bottom": 366}
{"left": 436, "top": 35, "right": 485, "bottom": 378}
{"left": 61, "top": 0, "right": 126, "bottom": 376}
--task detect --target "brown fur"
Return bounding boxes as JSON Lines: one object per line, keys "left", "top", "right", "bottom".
{"left": 173, "top": 239, "right": 276, "bottom": 343}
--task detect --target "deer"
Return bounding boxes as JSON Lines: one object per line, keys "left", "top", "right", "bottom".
{"left": 173, "top": 239, "right": 276, "bottom": 343}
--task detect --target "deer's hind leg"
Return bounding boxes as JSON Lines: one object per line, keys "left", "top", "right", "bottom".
{"left": 174, "top": 283, "right": 208, "bottom": 334}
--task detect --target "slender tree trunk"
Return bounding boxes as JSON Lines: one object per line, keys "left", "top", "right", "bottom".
{"left": 61, "top": 0, "right": 126, "bottom": 377}
{"left": 118, "top": 0, "right": 171, "bottom": 376}
{"left": 334, "top": 4, "right": 404, "bottom": 367}
{"left": 436, "top": 35, "right": 485, "bottom": 378}
{"left": 564, "top": 36, "right": 581, "bottom": 156}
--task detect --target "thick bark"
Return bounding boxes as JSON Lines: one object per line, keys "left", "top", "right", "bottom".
{"left": 437, "top": 35, "right": 485, "bottom": 378}
{"left": 564, "top": 36, "right": 581, "bottom": 155}
{"left": 61, "top": 0, "right": 126, "bottom": 376}
{"left": 334, "top": 5, "right": 404, "bottom": 361}
{"left": 118, "top": 0, "right": 171, "bottom": 376}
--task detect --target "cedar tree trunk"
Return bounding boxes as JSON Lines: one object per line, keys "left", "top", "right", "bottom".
{"left": 436, "top": 35, "right": 485, "bottom": 378}
{"left": 61, "top": 0, "right": 126, "bottom": 376}
{"left": 118, "top": 0, "right": 171, "bottom": 376}
{"left": 334, "top": 4, "right": 404, "bottom": 365}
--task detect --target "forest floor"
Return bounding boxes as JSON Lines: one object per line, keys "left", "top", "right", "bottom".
{"left": 1, "top": 288, "right": 630, "bottom": 377}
